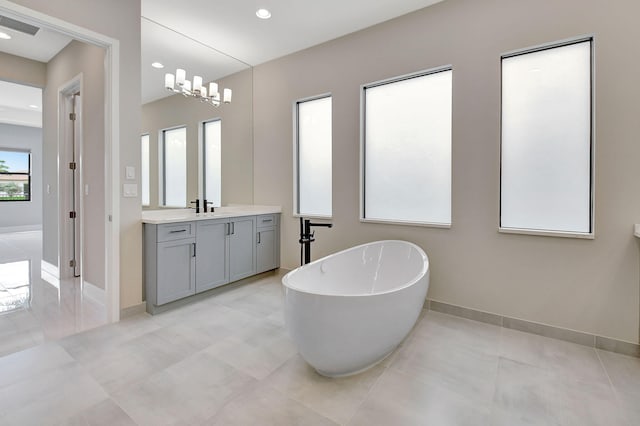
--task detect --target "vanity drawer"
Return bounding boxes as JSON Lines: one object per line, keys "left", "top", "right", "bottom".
{"left": 157, "top": 222, "right": 196, "bottom": 242}
{"left": 256, "top": 214, "right": 275, "bottom": 228}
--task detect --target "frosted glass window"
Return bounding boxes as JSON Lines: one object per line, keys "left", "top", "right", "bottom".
{"left": 162, "top": 127, "right": 187, "bottom": 207}
{"left": 203, "top": 119, "right": 221, "bottom": 207}
{"left": 296, "top": 95, "right": 332, "bottom": 217}
{"left": 141, "top": 134, "right": 150, "bottom": 206}
{"left": 501, "top": 39, "right": 592, "bottom": 234}
{"left": 363, "top": 68, "right": 452, "bottom": 225}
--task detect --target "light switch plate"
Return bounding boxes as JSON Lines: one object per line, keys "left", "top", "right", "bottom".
{"left": 123, "top": 183, "right": 138, "bottom": 197}
{"left": 125, "top": 166, "right": 135, "bottom": 180}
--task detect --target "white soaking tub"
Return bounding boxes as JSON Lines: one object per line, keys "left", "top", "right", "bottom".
{"left": 282, "top": 240, "right": 429, "bottom": 377}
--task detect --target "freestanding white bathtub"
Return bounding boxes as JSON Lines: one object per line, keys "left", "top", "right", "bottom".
{"left": 282, "top": 240, "right": 429, "bottom": 377}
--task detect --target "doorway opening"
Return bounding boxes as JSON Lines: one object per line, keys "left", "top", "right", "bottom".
{"left": 0, "top": 2, "right": 120, "bottom": 326}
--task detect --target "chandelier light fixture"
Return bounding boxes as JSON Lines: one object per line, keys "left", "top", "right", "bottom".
{"left": 164, "top": 68, "right": 232, "bottom": 107}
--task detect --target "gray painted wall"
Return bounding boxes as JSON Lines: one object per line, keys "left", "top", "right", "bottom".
{"left": 43, "top": 40, "right": 105, "bottom": 288}
{"left": 142, "top": 68, "right": 253, "bottom": 209}
{"left": 0, "top": 123, "right": 42, "bottom": 230}
{"left": 253, "top": 0, "right": 640, "bottom": 344}
{"left": 0, "top": 51, "right": 46, "bottom": 88}
{"left": 12, "top": 0, "right": 141, "bottom": 307}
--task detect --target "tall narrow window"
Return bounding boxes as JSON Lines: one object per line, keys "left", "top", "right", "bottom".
{"left": 141, "top": 134, "right": 150, "bottom": 206}
{"left": 295, "top": 95, "right": 332, "bottom": 217}
{"left": 0, "top": 149, "right": 31, "bottom": 202}
{"left": 362, "top": 68, "right": 452, "bottom": 225}
{"left": 203, "top": 119, "right": 221, "bottom": 207}
{"left": 501, "top": 38, "right": 593, "bottom": 235}
{"left": 161, "top": 126, "right": 187, "bottom": 207}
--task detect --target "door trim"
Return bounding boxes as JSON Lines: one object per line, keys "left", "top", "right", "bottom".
{"left": 0, "top": 0, "right": 121, "bottom": 322}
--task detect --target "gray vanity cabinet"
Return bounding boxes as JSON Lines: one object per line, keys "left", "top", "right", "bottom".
{"left": 144, "top": 213, "right": 279, "bottom": 314}
{"left": 195, "top": 220, "right": 228, "bottom": 292}
{"left": 145, "top": 222, "right": 196, "bottom": 306}
{"left": 228, "top": 216, "right": 257, "bottom": 282}
{"left": 256, "top": 214, "right": 279, "bottom": 273}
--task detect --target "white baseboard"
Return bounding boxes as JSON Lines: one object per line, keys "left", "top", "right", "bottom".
{"left": 40, "top": 260, "right": 60, "bottom": 288}
{"left": 82, "top": 280, "right": 105, "bottom": 305}
{"left": 0, "top": 224, "right": 42, "bottom": 234}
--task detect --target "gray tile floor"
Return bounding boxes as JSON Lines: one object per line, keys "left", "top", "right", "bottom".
{"left": 0, "top": 231, "right": 106, "bottom": 357}
{"left": 0, "top": 268, "right": 639, "bottom": 425}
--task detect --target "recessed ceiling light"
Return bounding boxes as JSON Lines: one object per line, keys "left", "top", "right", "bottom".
{"left": 0, "top": 32, "right": 11, "bottom": 40}
{"left": 151, "top": 62, "right": 164, "bottom": 69}
{"left": 256, "top": 8, "right": 271, "bottom": 19}
{"left": 28, "top": 104, "right": 39, "bottom": 109}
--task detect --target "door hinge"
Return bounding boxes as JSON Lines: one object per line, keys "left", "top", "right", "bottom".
{"left": 69, "top": 211, "right": 77, "bottom": 219}
{"left": 69, "top": 162, "right": 76, "bottom": 170}
{"left": 69, "top": 112, "right": 76, "bottom": 121}
{"left": 69, "top": 259, "right": 76, "bottom": 268}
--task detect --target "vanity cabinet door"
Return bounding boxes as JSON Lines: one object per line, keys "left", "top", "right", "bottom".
{"left": 156, "top": 238, "right": 196, "bottom": 305}
{"left": 195, "top": 220, "right": 229, "bottom": 292}
{"left": 256, "top": 213, "right": 280, "bottom": 274}
{"left": 256, "top": 228, "right": 276, "bottom": 273}
{"left": 229, "top": 216, "right": 256, "bottom": 282}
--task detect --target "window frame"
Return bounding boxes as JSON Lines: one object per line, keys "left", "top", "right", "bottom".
{"left": 360, "top": 65, "right": 453, "bottom": 228}
{"left": 200, "top": 118, "right": 222, "bottom": 208}
{"left": 159, "top": 125, "right": 187, "bottom": 208}
{"left": 141, "top": 133, "right": 150, "bottom": 207}
{"left": 293, "top": 93, "right": 333, "bottom": 219}
{"left": 0, "top": 148, "right": 32, "bottom": 202}
{"left": 499, "top": 36, "right": 595, "bottom": 239}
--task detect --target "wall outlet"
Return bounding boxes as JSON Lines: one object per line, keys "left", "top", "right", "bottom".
{"left": 123, "top": 183, "right": 138, "bottom": 197}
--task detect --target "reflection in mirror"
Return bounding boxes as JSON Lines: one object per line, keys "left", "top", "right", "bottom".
{"left": 141, "top": 18, "right": 254, "bottom": 210}
{"left": 0, "top": 260, "right": 31, "bottom": 313}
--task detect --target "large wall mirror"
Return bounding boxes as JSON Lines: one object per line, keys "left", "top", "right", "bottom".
{"left": 141, "top": 16, "right": 253, "bottom": 210}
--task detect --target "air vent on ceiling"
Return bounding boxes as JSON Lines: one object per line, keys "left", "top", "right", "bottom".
{"left": 0, "top": 15, "right": 39, "bottom": 36}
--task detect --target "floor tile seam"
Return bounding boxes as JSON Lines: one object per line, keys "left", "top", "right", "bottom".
{"left": 388, "top": 352, "right": 501, "bottom": 403}
{"left": 404, "top": 328, "right": 502, "bottom": 360}
{"left": 260, "top": 381, "right": 344, "bottom": 425}
{"left": 108, "top": 391, "right": 147, "bottom": 426}
{"left": 495, "top": 348, "right": 554, "bottom": 376}
{"left": 201, "top": 375, "right": 263, "bottom": 423}
{"left": 496, "top": 353, "right": 609, "bottom": 385}
{"left": 98, "top": 348, "right": 197, "bottom": 399}
{"left": 219, "top": 382, "right": 340, "bottom": 426}
{"left": 0, "top": 358, "right": 79, "bottom": 391}
{"left": 343, "top": 363, "right": 391, "bottom": 426}
{"left": 594, "top": 348, "right": 631, "bottom": 425}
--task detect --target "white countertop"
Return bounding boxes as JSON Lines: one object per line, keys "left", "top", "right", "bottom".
{"left": 142, "top": 205, "right": 281, "bottom": 224}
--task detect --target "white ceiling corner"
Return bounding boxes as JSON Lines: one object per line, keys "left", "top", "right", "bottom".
{"left": 0, "top": 81, "right": 42, "bottom": 128}
{"left": 0, "top": 1, "right": 447, "bottom": 107}
{"left": 140, "top": 0, "right": 445, "bottom": 104}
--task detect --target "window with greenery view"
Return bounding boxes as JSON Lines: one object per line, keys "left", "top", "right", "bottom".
{"left": 0, "top": 149, "right": 31, "bottom": 202}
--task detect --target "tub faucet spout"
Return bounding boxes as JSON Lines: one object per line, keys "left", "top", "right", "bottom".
{"left": 299, "top": 218, "right": 333, "bottom": 265}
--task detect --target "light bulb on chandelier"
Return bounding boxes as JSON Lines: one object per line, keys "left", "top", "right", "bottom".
{"left": 164, "top": 68, "right": 232, "bottom": 107}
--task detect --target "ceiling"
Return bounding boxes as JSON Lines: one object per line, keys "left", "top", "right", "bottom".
{"left": 142, "top": 0, "right": 445, "bottom": 103}
{"left": 0, "top": 80, "right": 41, "bottom": 128}
{"left": 0, "top": 0, "right": 446, "bottom": 116}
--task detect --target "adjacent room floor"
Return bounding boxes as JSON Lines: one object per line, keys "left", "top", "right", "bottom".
{"left": 0, "top": 268, "right": 639, "bottom": 425}
{"left": 0, "top": 230, "right": 106, "bottom": 357}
